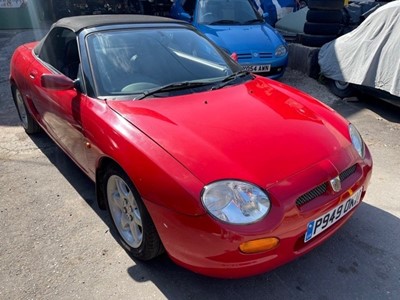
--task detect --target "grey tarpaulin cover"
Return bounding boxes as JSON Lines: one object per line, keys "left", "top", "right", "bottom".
{"left": 318, "top": 0, "right": 400, "bottom": 97}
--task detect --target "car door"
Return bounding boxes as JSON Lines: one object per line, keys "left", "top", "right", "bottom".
{"left": 27, "top": 27, "right": 90, "bottom": 173}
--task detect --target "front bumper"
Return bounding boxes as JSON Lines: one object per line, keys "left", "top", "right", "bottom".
{"left": 240, "top": 55, "right": 288, "bottom": 79}
{"left": 145, "top": 148, "right": 372, "bottom": 278}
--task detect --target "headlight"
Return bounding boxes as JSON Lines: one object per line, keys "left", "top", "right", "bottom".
{"left": 275, "top": 45, "right": 287, "bottom": 57}
{"left": 349, "top": 124, "right": 365, "bottom": 158}
{"left": 201, "top": 180, "right": 270, "bottom": 224}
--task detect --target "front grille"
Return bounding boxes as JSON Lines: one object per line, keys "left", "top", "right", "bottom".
{"left": 259, "top": 52, "right": 273, "bottom": 58}
{"left": 237, "top": 52, "right": 273, "bottom": 61}
{"left": 339, "top": 164, "right": 356, "bottom": 182}
{"left": 296, "top": 183, "right": 327, "bottom": 207}
{"left": 295, "top": 164, "right": 357, "bottom": 208}
{"left": 237, "top": 53, "right": 252, "bottom": 60}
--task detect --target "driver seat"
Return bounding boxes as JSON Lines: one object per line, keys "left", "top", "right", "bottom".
{"left": 62, "top": 40, "right": 80, "bottom": 79}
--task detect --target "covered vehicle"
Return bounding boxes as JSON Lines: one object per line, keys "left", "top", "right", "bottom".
{"left": 10, "top": 15, "right": 372, "bottom": 278}
{"left": 319, "top": 0, "right": 400, "bottom": 105}
{"left": 170, "top": 0, "right": 288, "bottom": 78}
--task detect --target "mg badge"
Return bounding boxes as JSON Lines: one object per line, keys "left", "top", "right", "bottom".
{"left": 330, "top": 176, "right": 341, "bottom": 192}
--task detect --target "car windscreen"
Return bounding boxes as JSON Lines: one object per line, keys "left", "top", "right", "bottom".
{"left": 196, "top": 0, "right": 262, "bottom": 25}
{"left": 86, "top": 27, "right": 242, "bottom": 98}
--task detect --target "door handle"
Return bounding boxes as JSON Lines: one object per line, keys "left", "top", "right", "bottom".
{"left": 29, "top": 70, "right": 38, "bottom": 79}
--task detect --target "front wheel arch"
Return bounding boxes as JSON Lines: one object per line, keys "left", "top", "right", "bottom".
{"left": 96, "top": 157, "right": 118, "bottom": 210}
{"left": 96, "top": 158, "right": 164, "bottom": 260}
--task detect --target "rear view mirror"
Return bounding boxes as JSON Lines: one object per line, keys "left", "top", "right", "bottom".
{"left": 262, "top": 12, "right": 271, "bottom": 25}
{"left": 179, "top": 12, "right": 192, "bottom": 23}
{"left": 262, "top": 12, "right": 270, "bottom": 19}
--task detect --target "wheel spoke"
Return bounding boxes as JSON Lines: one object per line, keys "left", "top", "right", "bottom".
{"left": 107, "top": 174, "right": 144, "bottom": 248}
{"left": 120, "top": 213, "right": 130, "bottom": 230}
{"left": 133, "top": 208, "right": 142, "bottom": 227}
{"left": 116, "top": 178, "right": 130, "bottom": 199}
{"left": 125, "top": 189, "right": 135, "bottom": 207}
{"left": 112, "top": 191, "right": 124, "bottom": 210}
{"left": 130, "top": 221, "right": 142, "bottom": 242}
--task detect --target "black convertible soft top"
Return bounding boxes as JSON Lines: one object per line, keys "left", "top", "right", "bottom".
{"left": 54, "top": 14, "right": 187, "bottom": 32}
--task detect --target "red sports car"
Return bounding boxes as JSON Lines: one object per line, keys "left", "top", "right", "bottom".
{"left": 10, "top": 15, "right": 372, "bottom": 278}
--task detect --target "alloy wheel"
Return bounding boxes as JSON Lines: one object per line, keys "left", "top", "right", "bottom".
{"left": 107, "top": 175, "right": 143, "bottom": 248}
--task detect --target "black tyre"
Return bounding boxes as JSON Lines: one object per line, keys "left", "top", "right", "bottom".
{"left": 307, "top": 0, "right": 344, "bottom": 10}
{"left": 327, "top": 79, "right": 356, "bottom": 98}
{"left": 304, "top": 22, "right": 342, "bottom": 35}
{"left": 11, "top": 85, "right": 40, "bottom": 134}
{"left": 306, "top": 9, "right": 343, "bottom": 23}
{"left": 103, "top": 164, "right": 164, "bottom": 261}
{"left": 300, "top": 33, "right": 337, "bottom": 47}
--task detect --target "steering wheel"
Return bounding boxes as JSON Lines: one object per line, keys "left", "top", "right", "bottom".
{"left": 121, "top": 82, "right": 159, "bottom": 93}
{"left": 201, "top": 12, "right": 215, "bottom": 23}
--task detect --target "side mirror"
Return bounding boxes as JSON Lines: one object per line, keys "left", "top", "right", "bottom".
{"left": 179, "top": 12, "right": 192, "bottom": 23}
{"left": 41, "top": 74, "right": 75, "bottom": 90}
{"left": 262, "top": 12, "right": 273, "bottom": 25}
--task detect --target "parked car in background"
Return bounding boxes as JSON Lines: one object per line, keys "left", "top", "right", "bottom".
{"left": 10, "top": 15, "right": 372, "bottom": 278}
{"left": 319, "top": 0, "right": 400, "bottom": 106}
{"left": 252, "top": 0, "right": 301, "bottom": 26}
{"left": 170, "top": 0, "right": 289, "bottom": 78}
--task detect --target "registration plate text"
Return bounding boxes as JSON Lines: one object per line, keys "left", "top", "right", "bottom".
{"left": 242, "top": 64, "right": 271, "bottom": 73}
{"left": 304, "top": 188, "right": 362, "bottom": 242}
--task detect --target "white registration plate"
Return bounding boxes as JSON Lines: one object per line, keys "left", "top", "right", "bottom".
{"left": 304, "top": 188, "right": 363, "bottom": 242}
{"left": 242, "top": 64, "right": 271, "bottom": 73}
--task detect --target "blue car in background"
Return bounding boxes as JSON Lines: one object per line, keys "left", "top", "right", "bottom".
{"left": 253, "top": 0, "right": 299, "bottom": 26}
{"left": 170, "top": 0, "right": 288, "bottom": 78}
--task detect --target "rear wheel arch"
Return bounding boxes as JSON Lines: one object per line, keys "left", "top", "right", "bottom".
{"left": 10, "top": 81, "right": 19, "bottom": 98}
{"left": 10, "top": 79, "right": 17, "bottom": 89}
{"left": 11, "top": 83, "right": 41, "bottom": 134}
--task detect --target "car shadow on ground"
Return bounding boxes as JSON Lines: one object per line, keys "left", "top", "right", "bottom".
{"left": 331, "top": 95, "right": 400, "bottom": 124}
{"left": 125, "top": 201, "right": 399, "bottom": 299}
{"left": 28, "top": 130, "right": 399, "bottom": 300}
{"left": 27, "top": 131, "right": 107, "bottom": 218}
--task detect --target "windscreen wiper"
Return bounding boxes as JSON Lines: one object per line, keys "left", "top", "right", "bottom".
{"left": 243, "top": 18, "right": 264, "bottom": 24}
{"left": 135, "top": 81, "right": 213, "bottom": 100}
{"left": 211, "top": 71, "right": 253, "bottom": 90}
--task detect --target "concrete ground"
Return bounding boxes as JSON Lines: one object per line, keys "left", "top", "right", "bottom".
{"left": 0, "top": 29, "right": 399, "bottom": 300}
